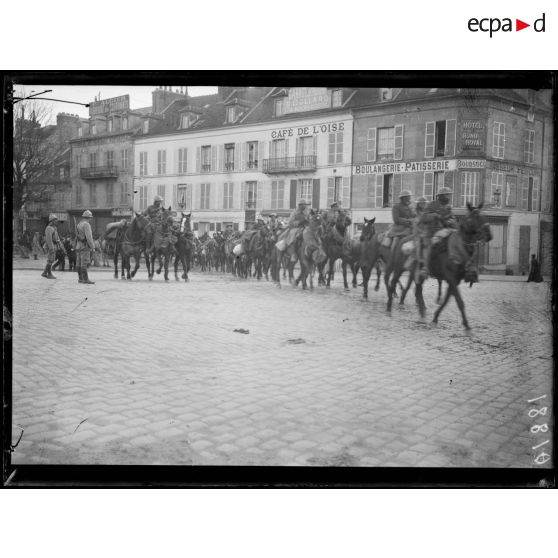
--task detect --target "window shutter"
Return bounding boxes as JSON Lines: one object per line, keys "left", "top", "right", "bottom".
{"left": 192, "top": 184, "right": 199, "bottom": 210}
{"left": 425, "top": 122, "right": 435, "bottom": 158}
{"left": 328, "top": 133, "right": 335, "bottom": 165}
{"left": 394, "top": 125, "right": 404, "bottom": 160}
{"left": 313, "top": 135, "right": 318, "bottom": 162}
{"left": 258, "top": 141, "right": 264, "bottom": 169}
{"left": 268, "top": 141, "right": 272, "bottom": 161}
{"left": 216, "top": 182, "right": 223, "bottom": 210}
{"left": 519, "top": 177, "right": 528, "bottom": 210}
{"left": 235, "top": 143, "right": 241, "bottom": 171}
{"left": 290, "top": 180, "right": 298, "bottom": 208}
{"left": 241, "top": 142, "right": 247, "bottom": 171}
{"left": 173, "top": 184, "right": 178, "bottom": 208}
{"left": 342, "top": 177, "right": 350, "bottom": 209}
{"left": 375, "top": 174, "right": 383, "bottom": 209}
{"left": 366, "top": 175, "right": 375, "bottom": 208}
{"left": 327, "top": 177, "right": 335, "bottom": 207}
{"left": 256, "top": 181, "right": 264, "bottom": 210}
{"left": 196, "top": 147, "right": 201, "bottom": 172}
{"left": 218, "top": 144, "right": 224, "bottom": 172}
{"left": 312, "top": 178, "right": 320, "bottom": 209}
{"left": 367, "top": 128, "right": 376, "bottom": 162}
{"left": 453, "top": 172, "right": 462, "bottom": 208}
{"left": 445, "top": 119, "right": 456, "bottom": 156}
{"left": 532, "top": 177, "right": 540, "bottom": 211}
{"left": 424, "top": 172, "right": 434, "bottom": 199}
{"left": 263, "top": 180, "right": 272, "bottom": 210}
{"left": 295, "top": 137, "right": 300, "bottom": 158}
{"left": 211, "top": 146, "right": 217, "bottom": 172}
{"left": 393, "top": 174, "right": 403, "bottom": 199}
{"left": 240, "top": 181, "right": 246, "bottom": 208}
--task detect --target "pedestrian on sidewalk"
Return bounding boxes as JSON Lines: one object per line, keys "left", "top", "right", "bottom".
{"left": 64, "top": 235, "right": 77, "bottom": 271}
{"left": 76, "top": 210, "right": 95, "bottom": 284}
{"left": 32, "top": 231, "right": 41, "bottom": 260}
{"left": 41, "top": 214, "right": 63, "bottom": 279}
{"left": 527, "top": 254, "right": 543, "bottom": 283}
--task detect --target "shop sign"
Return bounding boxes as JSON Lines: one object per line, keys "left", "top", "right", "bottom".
{"left": 461, "top": 119, "right": 485, "bottom": 150}
{"left": 354, "top": 159, "right": 457, "bottom": 175}
{"left": 489, "top": 161, "right": 528, "bottom": 175}
{"left": 112, "top": 208, "right": 133, "bottom": 217}
{"left": 457, "top": 159, "right": 486, "bottom": 169}
{"left": 284, "top": 87, "right": 331, "bottom": 114}
{"left": 89, "top": 95, "right": 130, "bottom": 116}
{"left": 271, "top": 121, "right": 344, "bottom": 139}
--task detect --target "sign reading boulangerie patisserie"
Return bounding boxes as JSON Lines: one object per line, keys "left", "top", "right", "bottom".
{"left": 461, "top": 119, "right": 485, "bottom": 150}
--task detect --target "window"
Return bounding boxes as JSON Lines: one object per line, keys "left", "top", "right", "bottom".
{"left": 157, "top": 150, "right": 166, "bottom": 174}
{"left": 274, "top": 98, "right": 285, "bottom": 116}
{"left": 121, "top": 149, "right": 129, "bottom": 170}
{"left": 200, "top": 183, "right": 211, "bottom": 209}
{"left": 244, "top": 181, "right": 257, "bottom": 208}
{"left": 378, "top": 127, "right": 394, "bottom": 159}
{"left": 327, "top": 176, "right": 343, "bottom": 206}
{"left": 139, "top": 152, "right": 148, "bottom": 176}
{"left": 139, "top": 185, "right": 148, "bottom": 210}
{"left": 493, "top": 122, "right": 505, "bottom": 159}
{"left": 178, "top": 148, "right": 187, "bottom": 174}
{"left": 433, "top": 172, "right": 445, "bottom": 198}
{"left": 460, "top": 172, "right": 480, "bottom": 206}
{"left": 76, "top": 185, "right": 82, "bottom": 205}
{"left": 367, "top": 128, "right": 376, "bottom": 162}
{"left": 522, "top": 176, "right": 540, "bottom": 211}
{"left": 91, "top": 122, "right": 97, "bottom": 135}
{"left": 226, "top": 106, "right": 236, "bottom": 123}
{"left": 177, "top": 184, "right": 191, "bottom": 210}
{"left": 489, "top": 172, "right": 504, "bottom": 207}
{"left": 425, "top": 120, "right": 456, "bottom": 158}
{"left": 106, "top": 151, "right": 114, "bottom": 167}
{"left": 328, "top": 132, "right": 344, "bottom": 165}
{"left": 297, "top": 179, "right": 313, "bottom": 203}
{"left": 380, "top": 88, "right": 393, "bottom": 101}
{"left": 75, "top": 155, "right": 80, "bottom": 171}
{"left": 382, "top": 174, "right": 394, "bottom": 207}
{"left": 78, "top": 127, "right": 83, "bottom": 137}
{"left": 368, "top": 126, "right": 404, "bottom": 162}
{"left": 201, "top": 146, "right": 211, "bottom": 172}
{"left": 247, "top": 141, "right": 258, "bottom": 169}
{"left": 120, "top": 183, "right": 128, "bottom": 204}
{"left": 272, "top": 139, "right": 286, "bottom": 159}
{"left": 271, "top": 180, "right": 285, "bottom": 209}
{"left": 157, "top": 185, "right": 166, "bottom": 203}
{"left": 332, "top": 89, "right": 343, "bottom": 107}
{"left": 106, "top": 183, "right": 114, "bottom": 205}
{"left": 181, "top": 113, "right": 197, "bottom": 129}
{"left": 524, "top": 129, "right": 535, "bottom": 164}
{"left": 298, "top": 136, "right": 314, "bottom": 159}
{"left": 122, "top": 117, "right": 128, "bottom": 130}
{"left": 59, "top": 167, "right": 65, "bottom": 179}
{"left": 108, "top": 119, "right": 113, "bottom": 133}
{"left": 223, "top": 182, "right": 234, "bottom": 209}
{"left": 225, "top": 144, "right": 235, "bottom": 171}
{"left": 89, "top": 184, "right": 97, "bottom": 206}
{"left": 505, "top": 175, "right": 517, "bottom": 207}
{"left": 143, "top": 120, "right": 149, "bottom": 134}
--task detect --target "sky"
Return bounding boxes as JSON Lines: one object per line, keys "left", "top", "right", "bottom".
{"left": 13, "top": 85, "right": 218, "bottom": 125}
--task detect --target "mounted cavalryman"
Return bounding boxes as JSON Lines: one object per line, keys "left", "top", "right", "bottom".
{"left": 143, "top": 194, "right": 164, "bottom": 251}
{"left": 384, "top": 190, "right": 415, "bottom": 253}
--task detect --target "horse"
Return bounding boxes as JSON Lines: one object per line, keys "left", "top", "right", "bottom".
{"left": 271, "top": 227, "right": 300, "bottom": 287}
{"left": 318, "top": 209, "right": 353, "bottom": 289}
{"left": 146, "top": 207, "right": 175, "bottom": 281}
{"left": 173, "top": 213, "right": 194, "bottom": 281}
{"left": 294, "top": 210, "right": 327, "bottom": 290}
{"left": 245, "top": 223, "right": 272, "bottom": 280}
{"left": 410, "top": 202, "right": 492, "bottom": 330}
{"left": 114, "top": 213, "right": 150, "bottom": 280}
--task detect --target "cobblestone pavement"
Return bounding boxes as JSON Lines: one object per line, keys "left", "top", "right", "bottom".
{"left": 9, "top": 260, "right": 553, "bottom": 468}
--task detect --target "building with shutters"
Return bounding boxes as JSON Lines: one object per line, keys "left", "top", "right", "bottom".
{"left": 133, "top": 87, "right": 355, "bottom": 235}
{"left": 350, "top": 88, "right": 553, "bottom": 275}
{"left": 69, "top": 87, "right": 189, "bottom": 235}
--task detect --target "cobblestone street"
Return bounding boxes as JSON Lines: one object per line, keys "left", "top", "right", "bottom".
{"left": 10, "top": 261, "right": 553, "bottom": 468}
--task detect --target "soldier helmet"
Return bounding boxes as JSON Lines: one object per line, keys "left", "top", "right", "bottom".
{"left": 48, "top": 213, "right": 58, "bottom": 222}
{"left": 82, "top": 210, "right": 93, "bottom": 218}
{"left": 269, "top": 213, "right": 278, "bottom": 218}
{"left": 399, "top": 190, "right": 412, "bottom": 199}
{"left": 416, "top": 197, "right": 427, "bottom": 204}
{"left": 298, "top": 199, "right": 310, "bottom": 205}
{"left": 154, "top": 195, "right": 163, "bottom": 202}
{"left": 330, "top": 201, "right": 339, "bottom": 208}
{"left": 437, "top": 187, "right": 453, "bottom": 196}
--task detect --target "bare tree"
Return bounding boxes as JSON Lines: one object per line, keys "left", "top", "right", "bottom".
{"left": 12, "top": 90, "right": 59, "bottom": 210}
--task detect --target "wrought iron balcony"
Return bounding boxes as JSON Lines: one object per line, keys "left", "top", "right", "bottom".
{"left": 262, "top": 155, "right": 317, "bottom": 174}
{"left": 80, "top": 166, "right": 119, "bottom": 179}
{"left": 224, "top": 162, "right": 235, "bottom": 171}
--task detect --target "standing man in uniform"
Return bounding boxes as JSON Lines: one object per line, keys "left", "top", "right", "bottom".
{"left": 41, "top": 214, "right": 64, "bottom": 279}
{"left": 76, "top": 210, "right": 96, "bottom": 284}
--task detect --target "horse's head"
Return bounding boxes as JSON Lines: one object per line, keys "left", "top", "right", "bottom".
{"left": 463, "top": 202, "right": 492, "bottom": 243}
{"left": 180, "top": 212, "right": 192, "bottom": 233}
{"left": 360, "top": 217, "right": 376, "bottom": 241}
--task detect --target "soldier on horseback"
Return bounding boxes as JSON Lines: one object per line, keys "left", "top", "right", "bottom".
{"left": 143, "top": 194, "right": 164, "bottom": 251}
{"left": 383, "top": 190, "right": 415, "bottom": 254}
{"left": 417, "top": 187, "right": 458, "bottom": 278}
{"left": 280, "top": 199, "right": 310, "bottom": 259}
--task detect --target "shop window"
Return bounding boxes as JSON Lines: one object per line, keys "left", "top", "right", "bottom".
{"left": 425, "top": 120, "right": 456, "bottom": 158}
{"left": 492, "top": 122, "right": 505, "bottom": 159}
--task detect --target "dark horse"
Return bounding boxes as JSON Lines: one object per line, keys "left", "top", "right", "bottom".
{"left": 173, "top": 212, "right": 194, "bottom": 282}
{"left": 147, "top": 207, "right": 175, "bottom": 281}
{"left": 114, "top": 213, "right": 150, "bottom": 280}
{"left": 294, "top": 210, "right": 327, "bottom": 290}
{"left": 318, "top": 210, "right": 353, "bottom": 289}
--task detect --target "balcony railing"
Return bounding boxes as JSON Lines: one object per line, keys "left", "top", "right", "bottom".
{"left": 224, "top": 162, "right": 235, "bottom": 171}
{"left": 263, "top": 155, "right": 317, "bottom": 174}
{"left": 201, "top": 164, "right": 212, "bottom": 173}
{"left": 80, "top": 166, "right": 119, "bottom": 179}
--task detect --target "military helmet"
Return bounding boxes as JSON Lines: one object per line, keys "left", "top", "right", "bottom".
{"left": 48, "top": 213, "right": 58, "bottom": 222}
{"left": 154, "top": 195, "right": 163, "bottom": 202}
{"left": 298, "top": 199, "right": 309, "bottom": 205}
{"left": 416, "top": 196, "right": 427, "bottom": 204}
{"left": 330, "top": 201, "right": 339, "bottom": 208}
{"left": 82, "top": 210, "right": 93, "bottom": 218}
{"left": 437, "top": 187, "right": 453, "bottom": 196}
{"left": 399, "top": 190, "right": 412, "bottom": 199}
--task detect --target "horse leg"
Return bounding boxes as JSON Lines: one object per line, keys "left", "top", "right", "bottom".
{"left": 452, "top": 284, "right": 470, "bottom": 330}
{"left": 342, "top": 261, "right": 349, "bottom": 290}
{"left": 432, "top": 283, "right": 453, "bottom": 325}
{"left": 131, "top": 253, "right": 140, "bottom": 279}
{"left": 114, "top": 250, "right": 119, "bottom": 279}
{"left": 399, "top": 269, "right": 414, "bottom": 306}
{"left": 436, "top": 279, "right": 443, "bottom": 305}
{"left": 386, "top": 265, "right": 401, "bottom": 315}
{"left": 414, "top": 276, "right": 427, "bottom": 320}
{"left": 352, "top": 263, "right": 359, "bottom": 288}
{"left": 164, "top": 253, "right": 170, "bottom": 281}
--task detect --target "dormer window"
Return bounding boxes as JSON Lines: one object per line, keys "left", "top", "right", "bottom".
{"left": 78, "top": 127, "right": 83, "bottom": 137}
{"left": 332, "top": 89, "right": 343, "bottom": 107}
{"left": 381, "top": 88, "right": 393, "bottom": 101}
{"left": 107, "top": 119, "right": 113, "bottom": 132}
{"left": 181, "top": 112, "right": 198, "bottom": 129}
{"left": 143, "top": 120, "right": 149, "bottom": 133}
{"left": 274, "top": 98, "right": 285, "bottom": 117}
{"left": 226, "top": 106, "right": 236, "bottom": 123}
